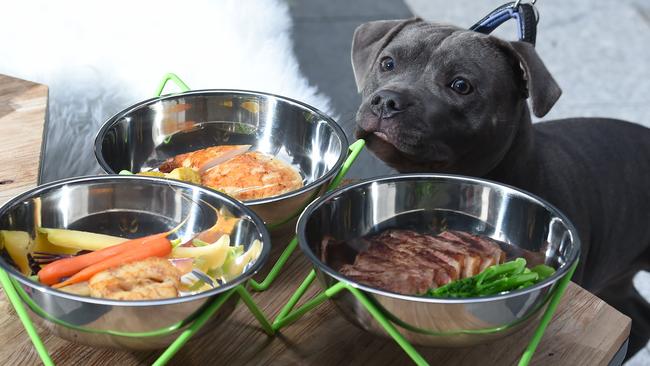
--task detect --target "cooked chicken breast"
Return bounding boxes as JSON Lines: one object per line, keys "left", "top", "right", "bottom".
{"left": 88, "top": 257, "right": 181, "bottom": 300}
{"left": 201, "top": 152, "right": 303, "bottom": 201}
{"left": 159, "top": 145, "right": 304, "bottom": 201}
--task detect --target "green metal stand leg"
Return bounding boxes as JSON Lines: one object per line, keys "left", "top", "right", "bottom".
{"left": 153, "top": 284, "right": 276, "bottom": 366}
{"left": 276, "top": 269, "right": 317, "bottom": 321}
{"left": 248, "top": 237, "right": 299, "bottom": 292}
{"left": 346, "top": 286, "right": 429, "bottom": 366}
{"left": 272, "top": 270, "right": 347, "bottom": 331}
{"left": 517, "top": 261, "right": 579, "bottom": 366}
{"left": 270, "top": 270, "right": 427, "bottom": 364}
{"left": 235, "top": 286, "right": 274, "bottom": 335}
{"left": 152, "top": 288, "right": 237, "bottom": 366}
{"left": 0, "top": 269, "right": 54, "bottom": 366}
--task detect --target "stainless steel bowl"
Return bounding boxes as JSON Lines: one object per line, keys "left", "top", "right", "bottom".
{"left": 0, "top": 175, "right": 271, "bottom": 350}
{"left": 297, "top": 174, "right": 580, "bottom": 347}
{"left": 94, "top": 90, "right": 348, "bottom": 237}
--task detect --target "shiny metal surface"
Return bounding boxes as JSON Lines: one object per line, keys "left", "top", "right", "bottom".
{"left": 297, "top": 174, "right": 580, "bottom": 347}
{"left": 94, "top": 90, "right": 348, "bottom": 237}
{"left": 0, "top": 176, "right": 271, "bottom": 349}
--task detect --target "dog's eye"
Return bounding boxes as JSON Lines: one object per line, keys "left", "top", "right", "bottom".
{"left": 449, "top": 77, "right": 473, "bottom": 95}
{"left": 379, "top": 57, "right": 395, "bottom": 72}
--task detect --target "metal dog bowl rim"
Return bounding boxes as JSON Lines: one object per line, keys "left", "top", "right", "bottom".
{"left": 93, "top": 89, "right": 350, "bottom": 207}
{"left": 0, "top": 174, "right": 272, "bottom": 307}
{"left": 297, "top": 173, "right": 582, "bottom": 304}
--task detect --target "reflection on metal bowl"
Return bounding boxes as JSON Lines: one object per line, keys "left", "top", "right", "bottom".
{"left": 297, "top": 174, "right": 580, "bottom": 347}
{"left": 0, "top": 176, "right": 270, "bottom": 349}
{"left": 94, "top": 90, "right": 348, "bottom": 238}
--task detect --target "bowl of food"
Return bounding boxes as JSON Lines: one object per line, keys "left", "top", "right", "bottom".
{"left": 297, "top": 174, "right": 580, "bottom": 347}
{"left": 94, "top": 90, "right": 348, "bottom": 237}
{"left": 0, "top": 175, "right": 270, "bottom": 350}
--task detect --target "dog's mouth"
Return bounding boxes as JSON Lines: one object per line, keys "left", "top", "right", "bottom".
{"left": 356, "top": 126, "right": 421, "bottom": 157}
{"left": 355, "top": 127, "right": 391, "bottom": 143}
{"left": 371, "top": 131, "right": 390, "bottom": 143}
{"left": 356, "top": 127, "right": 450, "bottom": 171}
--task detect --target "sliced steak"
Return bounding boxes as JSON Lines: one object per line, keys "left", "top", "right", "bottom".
{"left": 439, "top": 231, "right": 505, "bottom": 271}
{"left": 335, "top": 229, "right": 506, "bottom": 295}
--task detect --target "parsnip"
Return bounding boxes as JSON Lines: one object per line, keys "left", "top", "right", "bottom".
{"left": 38, "top": 228, "right": 127, "bottom": 251}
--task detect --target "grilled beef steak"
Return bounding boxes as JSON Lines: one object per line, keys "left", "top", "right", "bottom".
{"left": 338, "top": 229, "right": 506, "bottom": 295}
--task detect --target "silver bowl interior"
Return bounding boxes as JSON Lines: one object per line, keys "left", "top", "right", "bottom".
{"left": 94, "top": 90, "right": 348, "bottom": 205}
{"left": 297, "top": 174, "right": 580, "bottom": 346}
{"left": 0, "top": 176, "right": 270, "bottom": 349}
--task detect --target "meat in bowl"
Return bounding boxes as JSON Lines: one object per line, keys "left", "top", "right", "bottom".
{"left": 134, "top": 144, "right": 304, "bottom": 201}
{"left": 325, "top": 229, "right": 554, "bottom": 298}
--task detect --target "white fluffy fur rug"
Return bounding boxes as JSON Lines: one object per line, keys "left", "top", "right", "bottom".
{"left": 0, "top": 0, "right": 332, "bottom": 182}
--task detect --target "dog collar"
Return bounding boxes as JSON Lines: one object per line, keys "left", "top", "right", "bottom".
{"left": 469, "top": 1, "right": 539, "bottom": 45}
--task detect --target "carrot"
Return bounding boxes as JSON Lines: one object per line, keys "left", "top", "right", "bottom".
{"left": 38, "top": 232, "right": 169, "bottom": 285}
{"left": 52, "top": 236, "right": 172, "bottom": 289}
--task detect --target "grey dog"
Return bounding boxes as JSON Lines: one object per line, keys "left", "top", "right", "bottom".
{"left": 352, "top": 18, "right": 650, "bottom": 357}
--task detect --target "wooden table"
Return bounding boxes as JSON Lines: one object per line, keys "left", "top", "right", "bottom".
{"left": 0, "top": 74, "right": 631, "bottom": 365}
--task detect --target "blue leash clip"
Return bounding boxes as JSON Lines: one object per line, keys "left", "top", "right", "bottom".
{"left": 469, "top": 1, "right": 539, "bottom": 45}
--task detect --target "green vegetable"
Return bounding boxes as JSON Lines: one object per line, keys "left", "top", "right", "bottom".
{"left": 531, "top": 264, "right": 555, "bottom": 280}
{"left": 118, "top": 170, "right": 134, "bottom": 175}
{"left": 427, "top": 258, "right": 555, "bottom": 298}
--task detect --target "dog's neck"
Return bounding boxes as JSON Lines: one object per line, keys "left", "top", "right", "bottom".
{"left": 485, "top": 104, "right": 536, "bottom": 185}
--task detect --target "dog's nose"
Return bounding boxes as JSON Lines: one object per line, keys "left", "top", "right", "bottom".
{"left": 370, "top": 90, "right": 408, "bottom": 118}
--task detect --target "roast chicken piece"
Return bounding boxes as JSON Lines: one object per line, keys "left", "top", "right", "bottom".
{"left": 158, "top": 145, "right": 304, "bottom": 201}
{"left": 87, "top": 257, "right": 181, "bottom": 300}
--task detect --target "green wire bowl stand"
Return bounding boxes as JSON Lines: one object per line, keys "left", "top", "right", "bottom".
{"left": 0, "top": 73, "right": 577, "bottom": 366}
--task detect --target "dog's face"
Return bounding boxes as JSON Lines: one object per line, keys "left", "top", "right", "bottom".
{"left": 352, "top": 19, "right": 561, "bottom": 175}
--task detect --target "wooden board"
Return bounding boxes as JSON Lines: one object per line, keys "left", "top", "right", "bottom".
{"left": 0, "top": 74, "right": 631, "bottom": 365}
{"left": 0, "top": 74, "right": 48, "bottom": 205}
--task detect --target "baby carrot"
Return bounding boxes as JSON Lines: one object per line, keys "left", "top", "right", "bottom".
{"left": 53, "top": 236, "right": 172, "bottom": 289}
{"left": 38, "top": 232, "right": 169, "bottom": 285}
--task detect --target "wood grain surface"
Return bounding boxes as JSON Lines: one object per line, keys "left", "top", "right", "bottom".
{"left": 0, "top": 74, "right": 47, "bottom": 205}
{"left": 0, "top": 74, "right": 631, "bottom": 365}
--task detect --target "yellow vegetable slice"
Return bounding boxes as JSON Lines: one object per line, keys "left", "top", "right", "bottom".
{"left": 222, "top": 239, "right": 262, "bottom": 280}
{"left": 38, "top": 228, "right": 127, "bottom": 251}
{"left": 33, "top": 230, "right": 79, "bottom": 255}
{"left": 137, "top": 171, "right": 165, "bottom": 178}
{"left": 166, "top": 167, "right": 201, "bottom": 184}
{"left": 172, "top": 234, "right": 229, "bottom": 271}
{"left": 0, "top": 230, "right": 32, "bottom": 275}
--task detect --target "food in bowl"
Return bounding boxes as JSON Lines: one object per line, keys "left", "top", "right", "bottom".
{"left": 129, "top": 144, "right": 304, "bottom": 201}
{"left": 0, "top": 214, "right": 262, "bottom": 300}
{"left": 326, "top": 229, "right": 554, "bottom": 297}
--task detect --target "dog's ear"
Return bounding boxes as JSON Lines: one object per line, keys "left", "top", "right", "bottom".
{"left": 498, "top": 40, "right": 562, "bottom": 117}
{"left": 351, "top": 18, "right": 421, "bottom": 92}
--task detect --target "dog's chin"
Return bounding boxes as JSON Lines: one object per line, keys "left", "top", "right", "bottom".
{"left": 357, "top": 130, "right": 450, "bottom": 172}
